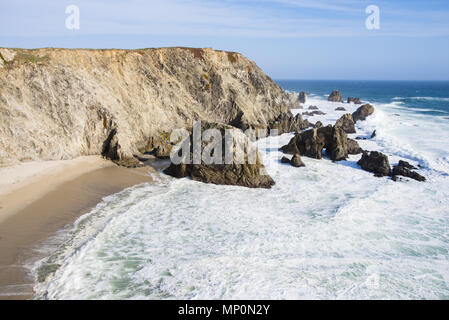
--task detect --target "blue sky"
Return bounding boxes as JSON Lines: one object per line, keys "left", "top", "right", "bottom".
{"left": 1, "top": 0, "right": 449, "bottom": 80}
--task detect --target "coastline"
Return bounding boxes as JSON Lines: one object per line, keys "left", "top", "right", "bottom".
{"left": 0, "top": 157, "right": 156, "bottom": 299}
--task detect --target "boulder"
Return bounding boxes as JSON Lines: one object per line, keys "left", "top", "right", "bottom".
{"left": 281, "top": 156, "right": 291, "bottom": 164}
{"left": 347, "top": 139, "right": 363, "bottom": 154}
{"left": 335, "top": 107, "right": 346, "bottom": 111}
{"left": 347, "top": 97, "right": 362, "bottom": 104}
{"left": 352, "top": 104, "right": 375, "bottom": 122}
{"left": 163, "top": 122, "right": 275, "bottom": 189}
{"left": 357, "top": 151, "right": 391, "bottom": 177}
{"left": 280, "top": 125, "right": 348, "bottom": 161}
{"left": 328, "top": 90, "right": 344, "bottom": 103}
{"left": 268, "top": 112, "right": 311, "bottom": 134}
{"left": 391, "top": 161, "right": 425, "bottom": 182}
{"left": 335, "top": 114, "right": 356, "bottom": 134}
{"left": 298, "top": 91, "right": 307, "bottom": 103}
{"left": 314, "top": 121, "right": 323, "bottom": 128}
{"left": 291, "top": 154, "right": 305, "bottom": 167}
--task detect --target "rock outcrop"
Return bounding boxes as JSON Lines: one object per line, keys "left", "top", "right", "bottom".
{"left": 280, "top": 125, "right": 349, "bottom": 161}
{"left": 391, "top": 160, "right": 425, "bottom": 182}
{"left": 347, "top": 139, "right": 363, "bottom": 155}
{"left": 0, "top": 47, "right": 297, "bottom": 166}
{"left": 308, "top": 105, "right": 319, "bottom": 110}
{"left": 298, "top": 91, "right": 307, "bottom": 103}
{"left": 347, "top": 97, "right": 362, "bottom": 104}
{"left": 352, "top": 104, "right": 375, "bottom": 122}
{"left": 163, "top": 122, "right": 275, "bottom": 188}
{"left": 268, "top": 112, "right": 311, "bottom": 135}
{"left": 335, "top": 114, "right": 356, "bottom": 134}
{"left": 357, "top": 151, "right": 391, "bottom": 177}
{"left": 328, "top": 90, "right": 344, "bottom": 103}
{"left": 302, "top": 110, "right": 326, "bottom": 116}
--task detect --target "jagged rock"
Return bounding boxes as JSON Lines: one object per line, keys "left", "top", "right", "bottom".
{"left": 370, "top": 130, "right": 376, "bottom": 138}
{"left": 102, "top": 128, "right": 143, "bottom": 167}
{"left": 347, "top": 139, "right": 363, "bottom": 154}
{"left": 286, "top": 92, "right": 303, "bottom": 109}
{"left": 268, "top": 112, "right": 311, "bottom": 134}
{"left": 298, "top": 91, "right": 307, "bottom": 103}
{"left": 357, "top": 151, "right": 391, "bottom": 177}
{"left": 335, "top": 114, "right": 356, "bottom": 134}
{"left": 281, "top": 156, "right": 290, "bottom": 164}
{"left": 302, "top": 110, "right": 326, "bottom": 116}
{"left": 352, "top": 104, "right": 375, "bottom": 122}
{"left": 280, "top": 125, "right": 348, "bottom": 161}
{"left": 308, "top": 105, "right": 319, "bottom": 110}
{"left": 335, "top": 107, "right": 346, "bottom": 111}
{"left": 347, "top": 97, "right": 362, "bottom": 104}
{"left": 291, "top": 154, "right": 305, "bottom": 167}
{"left": 314, "top": 121, "right": 323, "bottom": 128}
{"left": 328, "top": 90, "right": 344, "bottom": 103}
{"left": 391, "top": 161, "right": 425, "bottom": 182}
{"left": 163, "top": 122, "right": 275, "bottom": 189}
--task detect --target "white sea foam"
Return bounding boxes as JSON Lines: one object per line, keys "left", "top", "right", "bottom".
{"left": 33, "top": 95, "right": 449, "bottom": 300}
{"left": 393, "top": 96, "right": 449, "bottom": 102}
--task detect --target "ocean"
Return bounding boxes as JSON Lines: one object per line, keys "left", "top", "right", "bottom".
{"left": 33, "top": 80, "right": 449, "bottom": 299}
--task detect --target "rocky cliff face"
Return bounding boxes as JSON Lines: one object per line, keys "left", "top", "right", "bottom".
{"left": 0, "top": 47, "right": 298, "bottom": 166}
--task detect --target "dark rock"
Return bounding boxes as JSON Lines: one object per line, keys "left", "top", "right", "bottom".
{"left": 347, "top": 97, "right": 362, "bottom": 104}
{"left": 370, "top": 130, "right": 376, "bottom": 139}
{"left": 280, "top": 125, "right": 348, "bottom": 161}
{"left": 328, "top": 90, "right": 344, "bottom": 103}
{"left": 302, "top": 110, "right": 326, "bottom": 116}
{"left": 335, "top": 113, "right": 356, "bottom": 134}
{"left": 352, "top": 104, "right": 374, "bottom": 122}
{"left": 298, "top": 91, "right": 307, "bottom": 103}
{"left": 281, "top": 156, "right": 291, "bottom": 164}
{"left": 335, "top": 107, "right": 346, "bottom": 111}
{"left": 357, "top": 151, "right": 391, "bottom": 177}
{"left": 269, "top": 112, "right": 311, "bottom": 135}
{"left": 347, "top": 139, "right": 363, "bottom": 154}
{"left": 314, "top": 121, "right": 323, "bottom": 128}
{"left": 391, "top": 161, "right": 425, "bottom": 182}
{"left": 291, "top": 154, "right": 305, "bottom": 167}
{"left": 308, "top": 105, "right": 319, "bottom": 110}
{"left": 355, "top": 136, "right": 367, "bottom": 140}
{"left": 163, "top": 122, "right": 275, "bottom": 188}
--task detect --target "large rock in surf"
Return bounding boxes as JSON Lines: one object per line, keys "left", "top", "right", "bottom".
{"left": 357, "top": 151, "right": 391, "bottom": 177}
{"left": 347, "top": 97, "right": 362, "bottom": 104}
{"left": 335, "top": 114, "right": 356, "bottom": 134}
{"left": 328, "top": 90, "right": 344, "bottom": 103}
{"left": 352, "top": 104, "right": 375, "bottom": 122}
{"left": 268, "top": 112, "right": 311, "bottom": 134}
{"left": 280, "top": 125, "right": 349, "bottom": 161}
{"left": 163, "top": 122, "right": 275, "bottom": 189}
{"left": 298, "top": 91, "right": 307, "bottom": 103}
{"left": 347, "top": 139, "right": 363, "bottom": 154}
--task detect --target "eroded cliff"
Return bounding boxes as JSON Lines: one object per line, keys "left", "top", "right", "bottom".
{"left": 0, "top": 47, "right": 300, "bottom": 166}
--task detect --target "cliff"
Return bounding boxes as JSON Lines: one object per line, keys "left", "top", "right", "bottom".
{"left": 0, "top": 47, "right": 300, "bottom": 166}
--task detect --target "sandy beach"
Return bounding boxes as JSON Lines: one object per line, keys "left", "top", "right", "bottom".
{"left": 0, "top": 157, "right": 155, "bottom": 299}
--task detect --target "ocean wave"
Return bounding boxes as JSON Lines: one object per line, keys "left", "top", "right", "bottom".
{"left": 393, "top": 96, "right": 449, "bottom": 102}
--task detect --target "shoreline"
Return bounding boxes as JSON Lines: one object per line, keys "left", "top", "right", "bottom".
{"left": 0, "top": 157, "right": 156, "bottom": 299}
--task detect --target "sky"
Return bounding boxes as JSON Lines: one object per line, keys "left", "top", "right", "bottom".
{"left": 1, "top": 0, "right": 449, "bottom": 80}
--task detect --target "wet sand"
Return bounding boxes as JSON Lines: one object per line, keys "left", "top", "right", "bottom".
{"left": 0, "top": 163, "right": 155, "bottom": 299}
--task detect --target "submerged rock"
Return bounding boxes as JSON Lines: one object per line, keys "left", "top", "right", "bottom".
{"left": 163, "top": 122, "right": 275, "bottom": 189}
{"left": 328, "top": 90, "right": 344, "bottom": 103}
{"left": 291, "top": 154, "right": 305, "bottom": 167}
{"left": 357, "top": 151, "right": 391, "bottom": 177}
{"left": 335, "top": 107, "right": 346, "bottom": 111}
{"left": 308, "top": 105, "right": 319, "bottom": 110}
{"left": 347, "top": 97, "right": 362, "bottom": 104}
{"left": 352, "top": 104, "right": 375, "bottom": 122}
{"left": 335, "top": 113, "right": 356, "bottom": 134}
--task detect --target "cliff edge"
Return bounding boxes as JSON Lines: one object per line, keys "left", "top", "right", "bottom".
{"left": 0, "top": 47, "right": 299, "bottom": 166}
